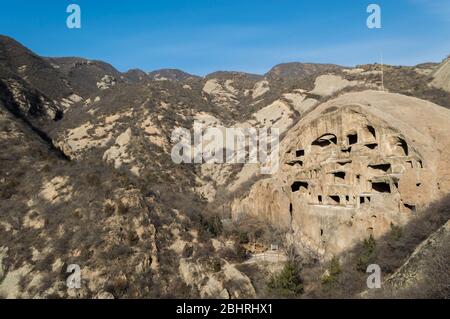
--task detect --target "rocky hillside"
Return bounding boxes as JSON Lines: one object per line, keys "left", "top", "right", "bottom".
{"left": 431, "top": 56, "right": 450, "bottom": 93}
{"left": 0, "top": 35, "right": 449, "bottom": 299}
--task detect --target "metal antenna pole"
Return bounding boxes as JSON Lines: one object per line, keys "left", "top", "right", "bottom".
{"left": 381, "top": 53, "right": 385, "bottom": 92}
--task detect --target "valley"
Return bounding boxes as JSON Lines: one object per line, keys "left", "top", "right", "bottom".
{"left": 0, "top": 34, "right": 449, "bottom": 299}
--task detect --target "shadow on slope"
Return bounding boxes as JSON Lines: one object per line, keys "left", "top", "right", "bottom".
{"left": 305, "top": 194, "right": 450, "bottom": 299}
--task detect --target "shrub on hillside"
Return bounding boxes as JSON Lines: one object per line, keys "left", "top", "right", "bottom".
{"left": 356, "top": 235, "right": 376, "bottom": 272}
{"left": 266, "top": 261, "right": 303, "bottom": 298}
{"left": 321, "top": 257, "right": 342, "bottom": 285}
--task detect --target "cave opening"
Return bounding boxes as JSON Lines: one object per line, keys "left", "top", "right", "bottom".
{"left": 371, "top": 181, "right": 391, "bottom": 193}
{"left": 367, "top": 125, "right": 376, "bottom": 139}
{"left": 360, "top": 196, "right": 371, "bottom": 205}
{"left": 365, "top": 143, "right": 378, "bottom": 150}
{"left": 348, "top": 133, "right": 358, "bottom": 145}
{"left": 333, "top": 171, "right": 346, "bottom": 182}
{"left": 338, "top": 160, "right": 352, "bottom": 166}
{"left": 291, "top": 181, "right": 309, "bottom": 192}
{"left": 369, "top": 163, "right": 391, "bottom": 173}
{"left": 312, "top": 134, "right": 337, "bottom": 147}
{"left": 329, "top": 195, "right": 341, "bottom": 205}
{"left": 287, "top": 160, "right": 303, "bottom": 167}
{"left": 296, "top": 149, "right": 305, "bottom": 157}
{"left": 395, "top": 137, "right": 409, "bottom": 156}
{"left": 404, "top": 203, "right": 417, "bottom": 213}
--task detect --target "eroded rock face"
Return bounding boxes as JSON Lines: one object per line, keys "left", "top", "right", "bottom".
{"left": 310, "top": 75, "right": 358, "bottom": 97}
{"left": 232, "top": 91, "right": 450, "bottom": 259}
{"left": 179, "top": 259, "right": 256, "bottom": 299}
{"left": 383, "top": 220, "right": 450, "bottom": 295}
{"left": 431, "top": 57, "right": 450, "bottom": 92}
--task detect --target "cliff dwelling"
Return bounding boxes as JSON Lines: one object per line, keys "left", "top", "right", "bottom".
{"left": 232, "top": 92, "right": 450, "bottom": 261}
{"left": 280, "top": 106, "right": 429, "bottom": 256}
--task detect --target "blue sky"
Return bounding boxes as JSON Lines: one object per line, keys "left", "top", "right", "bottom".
{"left": 0, "top": 0, "right": 449, "bottom": 75}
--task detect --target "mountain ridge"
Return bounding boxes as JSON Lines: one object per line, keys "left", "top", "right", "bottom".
{"left": 0, "top": 35, "right": 449, "bottom": 299}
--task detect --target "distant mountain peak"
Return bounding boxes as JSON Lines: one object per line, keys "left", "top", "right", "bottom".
{"left": 265, "top": 62, "right": 344, "bottom": 80}
{"left": 147, "top": 68, "right": 199, "bottom": 81}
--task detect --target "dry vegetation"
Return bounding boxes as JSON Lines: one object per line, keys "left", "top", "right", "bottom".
{"left": 302, "top": 195, "right": 450, "bottom": 299}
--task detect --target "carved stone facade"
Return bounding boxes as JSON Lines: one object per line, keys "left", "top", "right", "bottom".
{"left": 232, "top": 91, "right": 450, "bottom": 259}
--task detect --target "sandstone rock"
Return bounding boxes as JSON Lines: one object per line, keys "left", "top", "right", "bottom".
{"left": 179, "top": 259, "right": 255, "bottom": 299}
{"left": 233, "top": 90, "right": 450, "bottom": 259}
{"left": 103, "top": 128, "right": 134, "bottom": 169}
{"left": 252, "top": 100, "right": 294, "bottom": 133}
{"left": 39, "top": 176, "right": 73, "bottom": 203}
{"left": 431, "top": 57, "right": 450, "bottom": 92}
{"left": 220, "top": 289, "right": 230, "bottom": 299}
{"left": 96, "top": 75, "right": 116, "bottom": 90}
{"left": 252, "top": 80, "right": 270, "bottom": 99}
{"left": 95, "top": 291, "right": 115, "bottom": 299}
{"left": 0, "top": 265, "right": 31, "bottom": 299}
{"left": 310, "top": 74, "right": 358, "bottom": 97}
{"left": 202, "top": 79, "right": 239, "bottom": 108}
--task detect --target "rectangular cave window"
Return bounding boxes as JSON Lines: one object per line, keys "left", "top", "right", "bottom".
{"left": 296, "top": 149, "right": 305, "bottom": 157}
{"left": 312, "top": 134, "right": 337, "bottom": 147}
{"left": 367, "top": 125, "right": 376, "bottom": 139}
{"left": 333, "top": 171, "right": 346, "bottom": 183}
{"left": 399, "top": 138, "right": 409, "bottom": 156}
{"left": 404, "top": 203, "right": 416, "bottom": 213}
{"left": 329, "top": 195, "right": 341, "bottom": 205}
{"left": 371, "top": 181, "right": 391, "bottom": 193}
{"left": 287, "top": 160, "right": 303, "bottom": 167}
{"left": 360, "top": 196, "right": 365, "bottom": 205}
{"left": 369, "top": 163, "right": 391, "bottom": 173}
{"left": 318, "top": 195, "right": 323, "bottom": 203}
{"left": 338, "top": 160, "right": 352, "bottom": 166}
{"left": 394, "top": 137, "right": 409, "bottom": 156}
{"left": 291, "top": 181, "right": 309, "bottom": 192}
{"left": 418, "top": 160, "right": 423, "bottom": 169}
{"left": 348, "top": 133, "right": 358, "bottom": 145}
{"left": 320, "top": 229, "right": 324, "bottom": 236}
{"left": 365, "top": 143, "right": 378, "bottom": 150}
{"left": 345, "top": 195, "right": 350, "bottom": 202}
